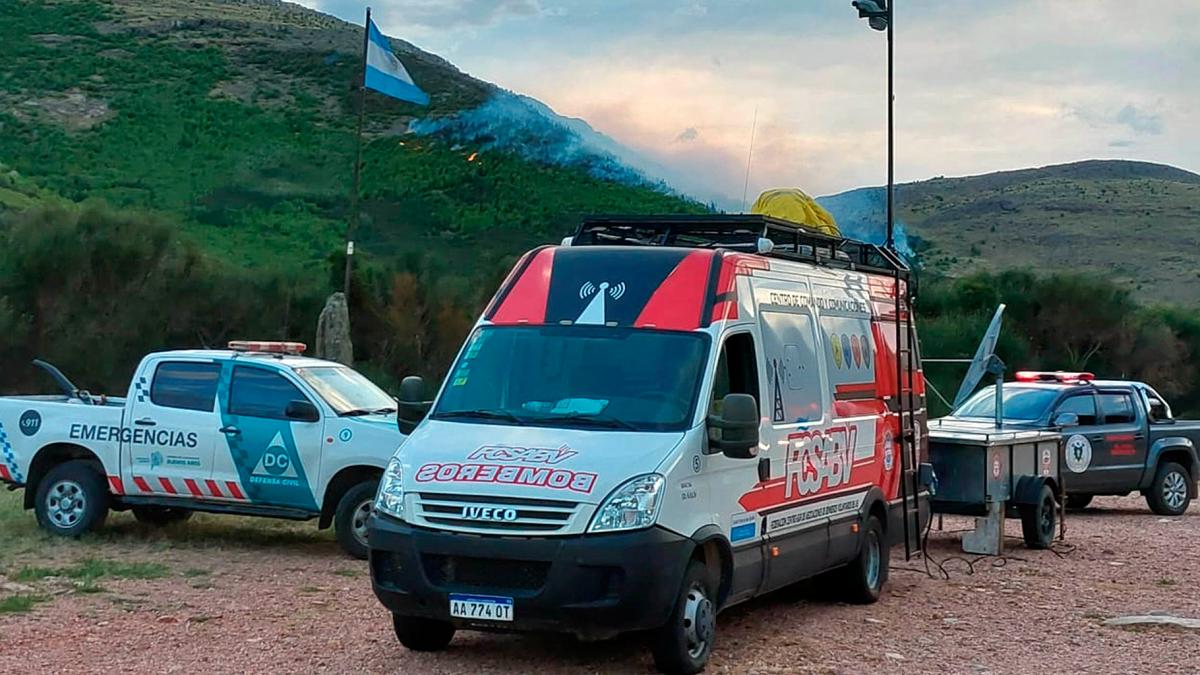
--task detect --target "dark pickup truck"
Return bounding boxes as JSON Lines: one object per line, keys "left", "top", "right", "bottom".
{"left": 943, "top": 372, "right": 1200, "bottom": 515}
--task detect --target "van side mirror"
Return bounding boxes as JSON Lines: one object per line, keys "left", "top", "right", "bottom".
{"left": 707, "top": 393, "right": 760, "bottom": 459}
{"left": 397, "top": 375, "right": 432, "bottom": 435}
{"left": 285, "top": 399, "right": 320, "bottom": 423}
{"left": 1052, "top": 412, "right": 1079, "bottom": 428}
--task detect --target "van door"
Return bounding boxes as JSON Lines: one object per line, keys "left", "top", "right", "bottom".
{"left": 211, "top": 364, "right": 323, "bottom": 511}
{"left": 123, "top": 360, "right": 223, "bottom": 498}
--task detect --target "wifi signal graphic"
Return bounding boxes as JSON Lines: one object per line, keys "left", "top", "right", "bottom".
{"left": 579, "top": 281, "right": 626, "bottom": 300}
{"left": 579, "top": 281, "right": 597, "bottom": 299}
{"left": 608, "top": 282, "right": 626, "bottom": 300}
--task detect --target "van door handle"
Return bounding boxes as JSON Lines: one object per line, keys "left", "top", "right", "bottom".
{"left": 219, "top": 426, "right": 241, "bottom": 436}
{"left": 134, "top": 418, "right": 156, "bottom": 427}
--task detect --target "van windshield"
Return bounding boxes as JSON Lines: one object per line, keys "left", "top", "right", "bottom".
{"left": 952, "top": 386, "right": 1060, "bottom": 422}
{"left": 433, "top": 326, "right": 710, "bottom": 432}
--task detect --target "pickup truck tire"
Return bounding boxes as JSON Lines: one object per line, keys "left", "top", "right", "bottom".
{"left": 1019, "top": 484, "right": 1057, "bottom": 549}
{"left": 650, "top": 559, "right": 716, "bottom": 675}
{"left": 334, "top": 479, "right": 379, "bottom": 560}
{"left": 34, "top": 460, "right": 109, "bottom": 538}
{"left": 1145, "top": 461, "right": 1192, "bottom": 516}
{"left": 392, "top": 614, "right": 455, "bottom": 651}
{"left": 1065, "top": 494, "right": 1093, "bottom": 510}
{"left": 838, "top": 514, "right": 888, "bottom": 604}
{"left": 132, "top": 506, "right": 193, "bottom": 526}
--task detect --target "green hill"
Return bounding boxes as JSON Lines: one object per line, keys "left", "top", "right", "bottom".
{"left": 898, "top": 160, "right": 1199, "bottom": 305}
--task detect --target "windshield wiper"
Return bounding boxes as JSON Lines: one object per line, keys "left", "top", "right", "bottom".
{"left": 529, "top": 412, "right": 639, "bottom": 431}
{"left": 434, "top": 409, "right": 527, "bottom": 425}
{"left": 339, "top": 406, "right": 398, "bottom": 417}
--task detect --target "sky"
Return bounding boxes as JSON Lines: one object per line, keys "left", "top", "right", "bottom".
{"left": 296, "top": 0, "right": 1200, "bottom": 206}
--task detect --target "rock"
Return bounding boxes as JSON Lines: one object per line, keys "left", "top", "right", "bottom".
{"left": 865, "top": 617, "right": 884, "bottom": 625}
{"left": 156, "top": 615, "right": 178, "bottom": 624}
{"left": 315, "top": 292, "right": 354, "bottom": 365}
{"left": 1, "top": 582, "right": 35, "bottom": 593}
{"left": 885, "top": 652, "right": 905, "bottom": 661}
{"left": 1104, "top": 615, "right": 1200, "bottom": 630}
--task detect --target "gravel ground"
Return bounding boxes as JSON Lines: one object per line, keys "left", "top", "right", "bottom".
{"left": 1, "top": 494, "right": 1197, "bottom": 674}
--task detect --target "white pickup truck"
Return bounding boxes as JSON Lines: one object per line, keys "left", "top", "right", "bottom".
{"left": 0, "top": 342, "right": 405, "bottom": 558}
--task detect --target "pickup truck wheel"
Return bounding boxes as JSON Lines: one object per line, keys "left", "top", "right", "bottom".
{"left": 650, "top": 559, "right": 716, "bottom": 675}
{"left": 1019, "top": 484, "right": 1057, "bottom": 549}
{"left": 34, "top": 461, "right": 109, "bottom": 538}
{"left": 838, "top": 514, "right": 888, "bottom": 604}
{"left": 392, "top": 614, "right": 455, "bottom": 651}
{"left": 132, "top": 506, "right": 193, "bottom": 526}
{"left": 1065, "top": 494, "right": 1093, "bottom": 510}
{"left": 334, "top": 479, "right": 378, "bottom": 560}
{"left": 1146, "top": 462, "right": 1191, "bottom": 516}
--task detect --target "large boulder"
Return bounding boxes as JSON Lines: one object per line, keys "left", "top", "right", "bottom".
{"left": 315, "top": 292, "right": 353, "bottom": 365}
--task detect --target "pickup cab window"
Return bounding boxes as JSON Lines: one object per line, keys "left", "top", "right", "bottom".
{"left": 150, "top": 362, "right": 222, "bottom": 412}
{"left": 1055, "top": 393, "right": 1097, "bottom": 426}
{"left": 229, "top": 366, "right": 310, "bottom": 420}
{"left": 1098, "top": 392, "right": 1136, "bottom": 424}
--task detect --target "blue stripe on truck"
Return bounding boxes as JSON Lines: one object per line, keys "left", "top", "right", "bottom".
{"left": 0, "top": 421, "right": 23, "bottom": 482}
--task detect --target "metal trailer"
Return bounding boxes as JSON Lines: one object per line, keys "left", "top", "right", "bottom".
{"left": 927, "top": 419, "right": 1063, "bottom": 555}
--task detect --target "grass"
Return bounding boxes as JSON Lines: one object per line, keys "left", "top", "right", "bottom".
{"left": 12, "top": 558, "right": 170, "bottom": 582}
{"left": 0, "top": 594, "right": 47, "bottom": 613}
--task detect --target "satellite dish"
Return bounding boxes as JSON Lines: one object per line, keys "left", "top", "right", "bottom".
{"left": 952, "top": 304, "right": 1006, "bottom": 409}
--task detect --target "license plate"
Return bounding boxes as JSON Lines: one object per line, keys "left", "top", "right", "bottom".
{"left": 449, "top": 594, "right": 514, "bottom": 622}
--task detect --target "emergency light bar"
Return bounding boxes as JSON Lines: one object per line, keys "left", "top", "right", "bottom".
{"left": 228, "top": 341, "right": 307, "bottom": 355}
{"left": 1014, "top": 370, "right": 1094, "bottom": 384}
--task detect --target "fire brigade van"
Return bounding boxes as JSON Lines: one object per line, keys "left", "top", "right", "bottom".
{"left": 368, "top": 216, "right": 933, "bottom": 674}
{"left": 0, "top": 342, "right": 403, "bottom": 558}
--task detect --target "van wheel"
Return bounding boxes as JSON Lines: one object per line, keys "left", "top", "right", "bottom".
{"left": 34, "top": 461, "right": 109, "bottom": 538}
{"left": 392, "top": 614, "right": 455, "bottom": 651}
{"left": 840, "top": 515, "right": 888, "bottom": 604}
{"left": 650, "top": 560, "right": 716, "bottom": 675}
{"left": 334, "top": 479, "right": 379, "bottom": 560}
{"left": 132, "top": 506, "right": 193, "bottom": 526}
{"left": 1146, "top": 462, "right": 1191, "bottom": 516}
{"left": 1020, "top": 484, "right": 1057, "bottom": 549}
{"left": 1065, "top": 494, "right": 1092, "bottom": 510}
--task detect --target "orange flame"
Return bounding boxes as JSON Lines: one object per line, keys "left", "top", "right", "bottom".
{"left": 467, "top": 152, "right": 478, "bottom": 162}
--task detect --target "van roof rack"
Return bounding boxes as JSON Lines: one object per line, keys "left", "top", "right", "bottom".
{"left": 571, "top": 214, "right": 911, "bottom": 280}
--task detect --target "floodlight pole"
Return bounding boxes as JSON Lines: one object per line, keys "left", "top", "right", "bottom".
{"left": 886, "top": 1, "right": 894, "bottom": 250}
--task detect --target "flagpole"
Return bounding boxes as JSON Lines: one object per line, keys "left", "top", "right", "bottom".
{"left": 344, "top": 6, "right": 371, "bottom": 300}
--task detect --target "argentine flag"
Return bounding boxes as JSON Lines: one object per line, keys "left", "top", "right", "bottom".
{"left": 364, "top": 17, "right": 429, "bottom": 106}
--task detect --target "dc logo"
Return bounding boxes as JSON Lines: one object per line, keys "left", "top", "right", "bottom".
{"left": 19, "top": 410, "right": 41, "bottom": 437}
{"left": 262, "top": 450, "right": 291, "bottom": 476}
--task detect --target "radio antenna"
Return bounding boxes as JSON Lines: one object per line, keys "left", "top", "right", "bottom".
{"left": 740, "top": 105, "right": 759, "bottom": 212}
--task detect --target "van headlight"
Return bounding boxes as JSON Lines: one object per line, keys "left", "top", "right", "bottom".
{"left": 588, "top": 474, "right": 665, "bottom": 533}
{"left": 374, "top": 457, "right": 405, "bottom": 520}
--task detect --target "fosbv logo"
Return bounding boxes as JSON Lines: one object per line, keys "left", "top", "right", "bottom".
{"left": 461, "top": 506, "right": 519, "bottom": 522}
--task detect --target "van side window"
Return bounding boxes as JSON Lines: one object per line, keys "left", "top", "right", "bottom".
{"left": 711, "top": 333, "right": 760, "bottom": 414}
{"left": 1098, "top": 393, "right": 1136, "bottom": 424}
{"left": 229, "top": 366, "right": 309, "bottom": 420}
{"left": 150, "top": 362, "right": 222, "bottom": 412}
{"left": 760, "top": 311, "right": 822, "bottom": 423}
{"left": 1055, "top": 394, "right": 1097, "bottom": 426}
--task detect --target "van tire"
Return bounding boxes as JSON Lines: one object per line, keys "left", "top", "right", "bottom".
{"left": 839, "top": 515, "right": 888, "bottom": 604}
{"left": 1019, "top": 484, "right": 1057, "bottom": 549}
{"left": 650, "top": 559, "right": 716, "bottom": 675}
{"left": 392, "top": 614, "right": 455, "bottom": 651}
{"left": 334, "top": 479, "right": 379, "bottom": 560}
{"left": 34, "top": 460, "right": 109, "bottom": 538}
{"left": 132, "top": 506, "right": 193, "bottom": 526}
{"left": 1145, "top": 461, "right": 1191, "bottom": 516}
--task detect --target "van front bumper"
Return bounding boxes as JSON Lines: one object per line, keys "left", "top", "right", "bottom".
{"left": 368, "top": 514, "right": 692, "bottom": 640}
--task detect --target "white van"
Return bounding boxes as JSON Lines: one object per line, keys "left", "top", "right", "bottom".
{"left": 368, "top": 216, "right": 932, "bottom": 674}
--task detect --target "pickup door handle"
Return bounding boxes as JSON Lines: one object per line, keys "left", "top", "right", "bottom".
{"left": 219, "top": 426, "right": 241, "bottom": 436}
{"left": 134, "top": 418, "right": 156, "bottom": 427}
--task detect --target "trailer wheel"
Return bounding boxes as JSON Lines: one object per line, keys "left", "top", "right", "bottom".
{"left": 1019, "top": 484, "right": 1056, "bottom": 549}
{"left": 650, "top": 559, "right": 716, "bottom": 675}
{"left": 839, "top": 514, "right": 888, "bottom": 604}
{"left": 334, "top": 479, "right": 379, "bottom": 560}
{"left": 34, "top": 460, "right": 109, "bottom": 538}
{"left": 1145, "top": 461, "right": 1191, "bottom": 516}
{"left": 392, "top": 614, "right": 455, "bottom": 652}
{"left": 1065, "top": 494, "right": 1093, "bottom": 510}
{"left": 132, "top": 506, "right": 193, "bottom": 526}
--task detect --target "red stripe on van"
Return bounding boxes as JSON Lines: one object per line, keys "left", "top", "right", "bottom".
{"left": 225, "top": 482, "right": 245, "bottom": 500}
{"left": 158, "top": 477, "right": 177, "bottom": 494}
{"left": 0, "top": 465, "right": 11, "bottom": 481}
{"left": 183, "top": 478, "right": 203, "bottom": 497}
{"left": 132, "top": 476, "right": 152, "bottom": 493}
{"left": 491, "top": 248, "right": 555, "bottom": 325}
{"left": 635, "top": 251, "right": 713, "bottom": 330}
{"left": 205, "top": 479, "right": 224, "bottom": 498}
{"left": 107, "top": 476, "right": 124, "bottom": 495}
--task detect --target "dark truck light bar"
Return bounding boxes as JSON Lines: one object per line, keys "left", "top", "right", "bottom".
{"left": 571, "top": 214, "right": 912, "bottom": 281}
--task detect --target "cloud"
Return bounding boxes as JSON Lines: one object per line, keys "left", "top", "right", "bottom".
{"left": 676, "top": 3, "right": 708, "bottom": 18}
{"left": 1109, "top": 139, "right": 1135, "bottom": 148}
{"left": 675, "top": 127, "right": 700, "bottom": 142}
{"left": 310, "top": 0, "right": 544, "bottom": 29}
{"left": 1115, "top": 104, "right": 1163, "bottom": 135}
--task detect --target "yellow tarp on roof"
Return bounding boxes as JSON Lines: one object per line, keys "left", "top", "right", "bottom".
{"left": 750, "top": 188, "right": 841, "bottom": 238}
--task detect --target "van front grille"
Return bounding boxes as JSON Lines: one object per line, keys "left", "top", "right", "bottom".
{"left": 411, "top": 492, "right": 580, "bottom": 535}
